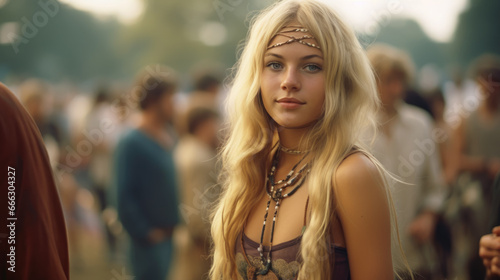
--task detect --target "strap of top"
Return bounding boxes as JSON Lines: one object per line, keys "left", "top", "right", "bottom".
{"left": 240, "top": 234, "right": 253, "bottom": 268}
{"left": 301, "top": 196, "right": 309, "bottom": 233}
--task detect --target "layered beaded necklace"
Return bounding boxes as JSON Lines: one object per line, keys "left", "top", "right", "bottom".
{"left": 253, "top": 145, "right": 311, "bottom": 277}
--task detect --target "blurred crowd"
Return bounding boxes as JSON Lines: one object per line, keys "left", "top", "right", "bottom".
{"left": 4, "top": 46, "right": 500, "bottom": 280}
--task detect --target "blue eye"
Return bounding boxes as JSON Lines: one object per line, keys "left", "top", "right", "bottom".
{"left": 267, "top": 62, "right": 283, "bottom": 70}
{"left": 305, "top": 64, "right": 322, "bottom": 72}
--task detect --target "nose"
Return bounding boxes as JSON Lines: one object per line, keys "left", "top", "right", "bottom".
{"left": 281, "top": 68, "right": 301, "bottom": 92}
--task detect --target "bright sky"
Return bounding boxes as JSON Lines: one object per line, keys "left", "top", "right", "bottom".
{"left": 323, "top": 0, "right": 469, "bottom": 42}
{"left": 59, "top": 0, "right": 144, "bottom": 24}
{"left": 60, "top": 0, "right": 468, "bottom": 42}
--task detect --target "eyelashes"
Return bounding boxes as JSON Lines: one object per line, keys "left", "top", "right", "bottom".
{"left": 304, "top": 64, "right": 322, "bottom": 72}
{"left": 265, "top": 61, "right": 323, "bottom": 73}
{"left": 267, "top": 62, "right": 283, "bottom": 70}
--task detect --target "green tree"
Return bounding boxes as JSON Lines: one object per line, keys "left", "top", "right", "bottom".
{"left": 0, "top": 0, "right": 124, "bottom": 82}
{"left": 119, "top": 0, "right": 270, "bottom": 78}
{"left": 368, "top": 18, "right": 446, "bottom": 69}
{"left": 451, "top": 0, "right": 500, "bottom": 67}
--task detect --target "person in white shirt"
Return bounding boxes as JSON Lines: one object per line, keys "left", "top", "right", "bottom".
{"left": 367, "top": 44, "right": 446, "bottom": 279}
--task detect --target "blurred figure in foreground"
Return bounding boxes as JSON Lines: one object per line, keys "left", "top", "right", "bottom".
{"left": 366, "top": 44, "right": 446, "bottom": 279}
{"left": 479, "top": 174, "right": 500, "bottom": 280}
{"left": 0, "top": 82, "right": 69, "bottom": 279}
{"left": 172, "top": 107, "right": 221, "bottom": 280}
{"left": 113, "top": 66, "right": 181, "bottom": 280}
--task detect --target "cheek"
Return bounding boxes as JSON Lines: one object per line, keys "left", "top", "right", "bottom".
{"left": 313, "top": 93, "right": 326, "bottom": 116}
{"left": 260, "top": 76, "right": 278, "bottom": 109}
{"left": 310, "top": 78, "right": 326, "bottom": 110}
{"left": 261, "top": 73, "right": 277, "bottom": 92}
{"left": 260, "top": 91, "right": 273, "bottom": 118}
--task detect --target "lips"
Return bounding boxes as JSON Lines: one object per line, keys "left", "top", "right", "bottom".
{"left": 276, "top": 97, "right": 305, "bottom": 109}
{"left": 276, "top": 97, "right": 305, "bottom": 104}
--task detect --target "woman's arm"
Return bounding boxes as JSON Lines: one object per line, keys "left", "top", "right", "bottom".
{"left": 334, "top": 153, "right": 394, "bottom": 280}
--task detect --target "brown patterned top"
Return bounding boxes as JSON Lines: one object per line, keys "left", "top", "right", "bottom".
{"left": 235, "top": 231, "right": 350, "bottom": 280}
{"left": 235, "top": 148, "right": 362, "bottom": 280}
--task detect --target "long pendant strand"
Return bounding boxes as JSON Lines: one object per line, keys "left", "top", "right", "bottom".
{"left": 270, "top": 152, "right": 309, "bottom": 186}
{"left": 256, "top": 148, "right": 311, "bottom": 275}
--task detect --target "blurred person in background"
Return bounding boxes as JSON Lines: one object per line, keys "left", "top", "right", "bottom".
{"left": 83, "top": 86, "right": 122, "bottom": 261}
{"left": 425, "top": 88, "right": 456, "bottom": 277}
{"left": 18, "top": 79, "right": 86, "bottom": 267}
{"left": 172, "top": 106, "right": 221, "bottom": 280}
{"left": 427, "top": 88, "right": 459, "bottom": 186}
{"left": 18, "top": 78, "right": 64, "bottom": 168}
{"left": 113, "top": 65, "right": 181, "bottom": 280}
{"left": 455, "top": 54, "right": 500, "bottom": 279}
{"left": 189, "top": 68, "right": 223, "bottom": 112}
{"left": 176, "top": 68, "right": 223, "bottom": 136}
{"left": 443, "top": 65, "right": 480, "bottom": 126}
{"left": 367, "top": 44, "right": 446, "bottom": 279}
{"left": 84, "top": 87, "right": 114, "bottom": 211}
{"left": 456, "top": 54, "right": 500, "bottom": 201}
{"left": 103, "top": 93, "right": 136, "bottom": 262}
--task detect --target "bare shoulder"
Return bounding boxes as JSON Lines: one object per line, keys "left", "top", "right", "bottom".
{"left": 335, "top": 152, "right": 383, "bottom": 192}
{"left": 333, "top": 151, "right": 388, "bottom": 213}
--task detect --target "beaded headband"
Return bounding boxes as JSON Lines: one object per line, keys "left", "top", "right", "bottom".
{"left": 267, "top": 25, "right": 321, "bottom": 50}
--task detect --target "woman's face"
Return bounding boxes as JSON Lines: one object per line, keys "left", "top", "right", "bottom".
{"left": 260, "top": 31, "right": 325, "bottom": 129}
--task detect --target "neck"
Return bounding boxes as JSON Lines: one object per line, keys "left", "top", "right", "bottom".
{"left": 274, "top": 126, "right": 312, "bottom": 174}
{"left": 139, "top": 110, "right": 166, "bottom": 134}
{"left": 194, "top": 132, "right": 215, "bottom": 150}
{"left": 382, "top": 103, "right": 398, "bottom": 118}
{"left": 277, "top": 125, "right": 310, "bottom": 151}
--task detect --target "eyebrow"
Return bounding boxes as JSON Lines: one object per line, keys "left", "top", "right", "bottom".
{"left": 264, "top": 53, "right": 324, "bottom": 60}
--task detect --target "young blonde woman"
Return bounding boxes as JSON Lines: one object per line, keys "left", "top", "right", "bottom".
{"left": 210, "top": 0, "right": 411, "bottom": 279}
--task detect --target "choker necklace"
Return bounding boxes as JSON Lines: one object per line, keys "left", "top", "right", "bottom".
{"left": 279, "top": 144, "right": 308, "bottom": 154}
{"left": 250, "top": 147, "right": 310, "bottom": 278}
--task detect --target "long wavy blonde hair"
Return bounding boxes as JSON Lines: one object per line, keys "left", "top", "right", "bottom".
{"left": 210, "top": 0, "right": 411, "bottom": 279}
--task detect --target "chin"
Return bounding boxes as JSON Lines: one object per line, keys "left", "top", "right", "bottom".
{"left": 276, "top": 121, "right": 316, "bottom": 130}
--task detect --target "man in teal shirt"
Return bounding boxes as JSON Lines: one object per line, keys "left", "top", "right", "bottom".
{"left": 114, "top": 66, "right": 180, "bottom": 280}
